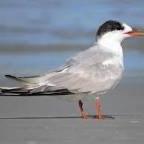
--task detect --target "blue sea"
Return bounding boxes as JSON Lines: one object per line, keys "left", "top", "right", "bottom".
{"left": 0, "top": 0, "right": 144, "bottom": 80}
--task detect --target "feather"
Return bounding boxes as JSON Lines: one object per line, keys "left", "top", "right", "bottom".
{"left": 5, "top": 74, "right": 42, "bottom": 84}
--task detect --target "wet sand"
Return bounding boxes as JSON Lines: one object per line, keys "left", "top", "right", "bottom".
{"left": 0, "top": 75, "right": 144, "bottom": 144}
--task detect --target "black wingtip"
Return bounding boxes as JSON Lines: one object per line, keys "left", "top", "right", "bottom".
{"left": 5, "top": 74, "right": 15, "bottom": 78}
{"left": 5, "top": 75, "right": 19, "bottom": 81}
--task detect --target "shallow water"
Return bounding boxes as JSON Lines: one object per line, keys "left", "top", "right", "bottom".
{"left": 0, "top": 0, "right": 144, "bottom": 45}
{"left": 0, "top": 0, "right": 144, "bottom": 81}
{"left": 0, "top": 0, "right": 144, "bottom": 77}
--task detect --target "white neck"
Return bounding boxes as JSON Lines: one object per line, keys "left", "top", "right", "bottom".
{"left": 96, "top": 34, "right": 124, "bottom": 67}
{"left": 97, "top": 34, "right": 123, "bottom": 58}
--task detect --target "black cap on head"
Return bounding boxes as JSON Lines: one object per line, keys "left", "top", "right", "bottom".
{"left": 96, "top": 20, "right": 124, "bottom": 37}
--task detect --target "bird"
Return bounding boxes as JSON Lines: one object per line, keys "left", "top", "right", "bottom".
{"left": 0, "top": 20, "right": 144, "bottom": 119}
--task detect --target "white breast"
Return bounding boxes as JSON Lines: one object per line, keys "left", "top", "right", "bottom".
{"left": 102, "top": 56, "right": 124, "bottom": 68}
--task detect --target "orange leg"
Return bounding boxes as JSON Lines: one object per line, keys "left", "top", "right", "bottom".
{"left": 96, "top": 97, "right": 104, "bottom": 119}
{"left": 78, "top": 100, "right": 88, "bottom": 119}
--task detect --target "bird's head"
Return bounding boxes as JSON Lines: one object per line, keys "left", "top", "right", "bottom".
{"left": 96, "top": 20, "right": 144, "bottom": 43}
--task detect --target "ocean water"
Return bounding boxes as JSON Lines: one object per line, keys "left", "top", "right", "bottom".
{"left": 0, "top": 0, "right": 144, "bottom": 45}
{"left": 0, "top": 0, "right": 144, "bottom": 80}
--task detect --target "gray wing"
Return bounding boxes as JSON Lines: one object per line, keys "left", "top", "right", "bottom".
{"left": 2, "top": 44, "right": 123, "bottom": 95}
{"left": 46, "top": 45, "right": 123, "bottom": 94}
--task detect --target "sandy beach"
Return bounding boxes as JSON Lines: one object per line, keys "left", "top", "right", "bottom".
{"left": 0, "top": 75, "right": 144, "bottom": 144}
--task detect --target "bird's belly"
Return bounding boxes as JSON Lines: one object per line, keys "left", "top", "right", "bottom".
{"left": 89, "top": 65, "right": 124, "bottom": 94}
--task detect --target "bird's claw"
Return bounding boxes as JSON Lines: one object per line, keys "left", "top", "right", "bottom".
{"left": 96, "top": 114, "right": 104, "bottom": 120}
{"left": 80, "top": 111, "right": 89, "bottom": 119}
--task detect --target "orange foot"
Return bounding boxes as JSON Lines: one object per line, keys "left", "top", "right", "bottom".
{"left": 96, "top": 114, "right": 104, "bottom": 119}
{"left": 78, "top": 100, "right": 89, "bottom": 119}
{"left": 96, "top": 96, "right": 104, "bottom": 120}
{"left": 80, "top": 111, "right": 89, "bottom": 119}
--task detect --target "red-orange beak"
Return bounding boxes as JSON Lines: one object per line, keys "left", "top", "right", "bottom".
{"left": 125, "top": 29, "right": 144, "bottom": 37}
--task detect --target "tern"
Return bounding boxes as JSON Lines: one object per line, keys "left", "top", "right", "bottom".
{"left": 0, "top": 20, "right": 144, "bottom": 119}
